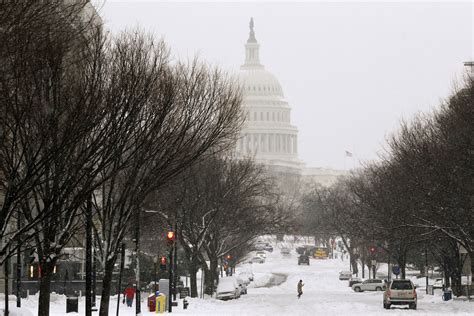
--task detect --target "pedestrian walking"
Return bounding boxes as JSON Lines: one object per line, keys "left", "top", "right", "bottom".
{"left": 124, "top": 284, "right": 136, "bottom": 307}
{"left": 297, "top": 280, "right": 304, "bottom": 299}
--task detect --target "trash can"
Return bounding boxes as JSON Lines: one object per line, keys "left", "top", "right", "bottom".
{"left": 66, "top": 296, "right": 79, "bottom": 313}
{"left": 442, "top": 289, "right": 452, "bottom": 301}
{"left": 156, "top": 294, "right": 166, "bottom": 314}
{"left": 148, "top": 294, "right": 157, "bottom": 312}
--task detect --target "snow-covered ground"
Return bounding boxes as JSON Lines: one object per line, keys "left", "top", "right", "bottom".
{"left": 2, "top": 239, "right": 472, "bottom": 315}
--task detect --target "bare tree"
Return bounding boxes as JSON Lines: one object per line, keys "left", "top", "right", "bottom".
{"left": 91, "top": 33, "right": 244, "bottom": 313}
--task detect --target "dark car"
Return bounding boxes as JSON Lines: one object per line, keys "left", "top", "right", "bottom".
{"left": 296, "top": 246, "right": 306, "bottom": 255}
{"left": 298, "top": 255, "right": 310, "bottom": 265}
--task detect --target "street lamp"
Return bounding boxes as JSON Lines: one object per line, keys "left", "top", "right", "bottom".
{"left": 153, "top": 257, "right": 158, "bottom": 293}
{"left": 167, "top": 230, "right": 175, "bottom": 313}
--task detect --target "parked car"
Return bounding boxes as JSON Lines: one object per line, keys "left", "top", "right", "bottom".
{"left": 239, "top": 271, "right": 254, "bottom": 282}
{"left": 264, "top": 244, "right": 274, "bottom": 252}
{"left": 298, "top": 254, "right": 310, "bottom": 265}
{"left": 216, "top": 277, "right": 241, "bottom": 300}
{"left": 339, "top": 271, "right": 352, "bottom": 280}
{"left": 235, "top": 276, "right": 248, "bottom": 295}
{"left": 383, "top": 279, "right": 417, "bottom": 310}
{"left": 280, "top": 247, "right": 291, "bottom": 255}
{"left": 352, "top": 279, "right": 385, "bottom": 292}
{"left": 348, "top": 277, "right": 363, "bottom": 287}
{"left": 256, "top": 251, "right": 266, "bottom": 259}
{"left": 238, "top": 273, "right": 251, "bottom": 285}
{"left": 254, "top": 243, "right": 266, "bottom": 251}
{"left": 249, "top": 256, "right": 265, "bottom": 264}
{"left": 433, "top": 278, "right": 444, "bottom": 289}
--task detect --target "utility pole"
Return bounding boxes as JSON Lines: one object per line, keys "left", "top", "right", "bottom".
{"left": 4, "top": 256, "right": 9, "bottom": 316}
{"left": 92, "top": 234, "right": 97, "bottom": 310}
{"left": 85, "top": 197, "right": 92, "bottom": 316}
{"left": 16, "top": 211, "right": 21, "bottom": 308}
{"left": 116, "top": 244, "right": 125, "bottom": 316}
{"left": 168, "top": 243, "right": 173, "bottom": 312}
{"left": 425, "top": 246, "right": 429, "bottom": 294}
{"left": 135, "top": 210, "right": 141, "bottom": 315}
{"left": 173, "top": 240, "right": 177, "bottom": 301}
{"left": 166, "top": 230, "right": 175, "bottom": 313}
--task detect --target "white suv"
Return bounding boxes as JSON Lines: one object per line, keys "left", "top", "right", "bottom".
{"left": 383, "top": 279, "right": 417, "bottom": 310}
{"left": 352, "top": 279, "right": 385, "bottom": 292}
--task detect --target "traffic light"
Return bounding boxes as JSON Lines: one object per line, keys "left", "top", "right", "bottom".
{"left": 159, "top": 256, "right": 167, "bottom": 270}
{"left": 369, "top": 246, "right": 376, "bottom": 254}
{"left": 226, "top": 255, "right": 231, "bottom": 261}
{"left": 167, "top": 231, "right": 175, "bottom": 244}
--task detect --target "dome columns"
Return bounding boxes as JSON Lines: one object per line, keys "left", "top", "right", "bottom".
{"left": 237, "top": 133, "right": 298, "bottom": 156}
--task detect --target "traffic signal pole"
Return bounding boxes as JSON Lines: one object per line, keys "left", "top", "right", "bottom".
{"left": 135, "top": 211, "right": 141, "bottom": 315}
{"left": 167, "top": 230, "right": 175, "bottom": 313}
{"left": 168, "top": 244, "right": 173, "bottom": 313}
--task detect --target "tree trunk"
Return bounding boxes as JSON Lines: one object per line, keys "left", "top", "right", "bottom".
{"left": 208, "top": 258, "right": 219, "bottom": 296}
{"left": 99, "top": 258, "right": 117, "bottom": 316}
{"left": 203, "top": 264, "right": 213, "bottom": 296}
{"left": 189, "top": 261, "right": 198, "bottom": 298}
{"left": 38, "top": 261, "right": 55, "bottom": 316}
{"left": 350, "top": 254, "right": 358, "bottom": 275}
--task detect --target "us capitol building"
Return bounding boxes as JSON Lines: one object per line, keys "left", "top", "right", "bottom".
{"left": 234, "top": 18, "right": 347, "bottom": 189}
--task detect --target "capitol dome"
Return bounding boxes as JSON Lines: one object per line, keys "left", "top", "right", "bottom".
{"left": 235, "top": 18, "right": 302, "bottom": 172}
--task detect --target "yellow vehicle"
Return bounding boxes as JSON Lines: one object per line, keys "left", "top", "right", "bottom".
{"left": 313, "top": 247, "right": 329, "bottom": 259}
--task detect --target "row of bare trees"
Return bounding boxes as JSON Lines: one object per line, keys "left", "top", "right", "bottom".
{"left": 141, "top": 154, "right": 290, "bottom": 298}
{"left": 1, "top": 1, "right": 252, "bottom": 315}
{"left": 301, "top": 78, "right": 473, "bottom": 295}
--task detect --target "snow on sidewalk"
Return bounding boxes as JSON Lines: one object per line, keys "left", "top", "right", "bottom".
{"left": 2, "top": 248, "right": 472, "bottom": 315}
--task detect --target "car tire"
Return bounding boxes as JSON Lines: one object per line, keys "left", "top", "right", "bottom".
{"left": 409, "top": 303, "right": 417, "bottom": 310}
{"left": 354, "top": 287, "right": 361, "bottom": 292}
{"left": 384, "top": 303, "right": 390, "bottom": 309}
{"left": 376, "top": 287, "right": 382, "bottom": 291}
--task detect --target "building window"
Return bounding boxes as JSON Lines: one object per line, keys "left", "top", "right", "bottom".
{"left": 266, "top": 112, "right": 269, "bottom": 120}
{"left": 254, "top": 112, "right": 257, "bottom": 121}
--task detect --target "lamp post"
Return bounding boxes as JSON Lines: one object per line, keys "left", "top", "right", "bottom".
{"left": 153, "top": 257, "right": 158, "bottom": 293}
{"left": 167, "top": 230, "right": 175, "bottom": 313}
{"left": 135, "top": 209, "right": 141, "bottom": 316}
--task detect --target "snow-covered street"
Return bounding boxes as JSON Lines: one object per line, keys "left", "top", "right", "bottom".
{"left": 4, "top": 242, "right": 472, "bottom": 316}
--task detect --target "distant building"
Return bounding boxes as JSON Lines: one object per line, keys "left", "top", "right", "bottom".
{"left": 464, "top": 61, "right": 473, "bottom": 79}
{"left": 235, "top": 18, "right": 347, "bottom": 190}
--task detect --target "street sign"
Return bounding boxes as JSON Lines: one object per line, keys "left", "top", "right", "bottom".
{"left": 371, "top": 260, "right": 376, "bottom": 266}
{"left": 392, "top": 265, "right": 400, "bottom": 276}
{"left": 179, "top": 287, "right": 190, "bottom": 298}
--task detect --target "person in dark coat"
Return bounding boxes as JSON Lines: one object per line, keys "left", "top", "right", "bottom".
{"left": 297, "top": 280, "right": 304, "bottom": 299}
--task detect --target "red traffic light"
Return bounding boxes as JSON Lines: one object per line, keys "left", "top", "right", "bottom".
{"left": 226, "top": 255, "right": 231, "bottom": 260}
{"left": 369, "top": 246, "right": 376, "bottom": 253}
{"left": 167, "top": 231, "right": 175, "bottom": 241}
{"left": 160, "top": 256, "right": 167, "bottom": 265}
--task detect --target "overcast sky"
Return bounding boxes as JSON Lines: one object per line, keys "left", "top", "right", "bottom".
{"left": 98, "top": 0, "right": 473, "bottom": 170}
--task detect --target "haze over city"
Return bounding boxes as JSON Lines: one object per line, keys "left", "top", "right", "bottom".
{"left": 101, "top": 0, "right": 472, "bottom": 169}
